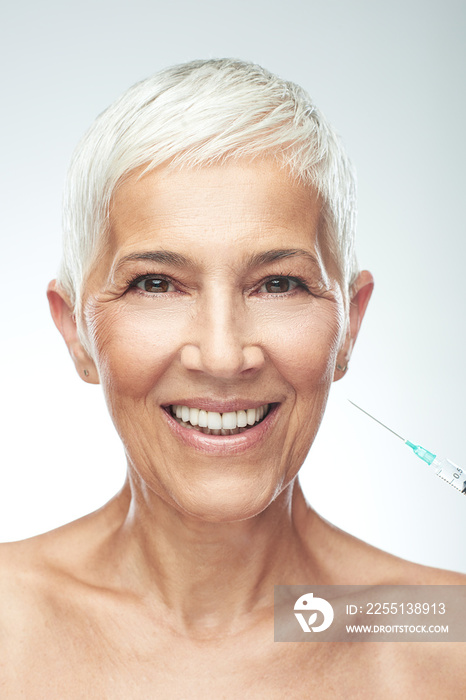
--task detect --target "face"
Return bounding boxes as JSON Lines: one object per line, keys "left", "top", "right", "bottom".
{"left": 76, "top": 161, "right": 353, "bottom": 522}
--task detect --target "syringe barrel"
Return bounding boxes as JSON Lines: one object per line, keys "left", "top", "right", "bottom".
{"left": 431, "top": 456, "right": 466, "bottom": 494}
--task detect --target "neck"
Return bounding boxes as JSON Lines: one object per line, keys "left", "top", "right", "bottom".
{"left": 102, "top": 473, "right": 318, "bottom": 637}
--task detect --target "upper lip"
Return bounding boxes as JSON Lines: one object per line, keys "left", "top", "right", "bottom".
{"left": 162, "top": 398, "right": 280, "bottom": 412}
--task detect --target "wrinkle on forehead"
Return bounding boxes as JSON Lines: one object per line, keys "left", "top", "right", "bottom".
{"left": 109, "top": 160, "right": 320, "bottom": 239}
{"left": 87, "top": 160, "right": 341, "bottom": 295}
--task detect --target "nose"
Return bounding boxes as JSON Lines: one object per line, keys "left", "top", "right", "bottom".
{"left": 180, "top": 289, "right": 265, "bottom": 379}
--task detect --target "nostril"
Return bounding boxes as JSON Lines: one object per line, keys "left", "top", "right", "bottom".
{"left": 180, "top": 342, "right": 264, "bottom": 378}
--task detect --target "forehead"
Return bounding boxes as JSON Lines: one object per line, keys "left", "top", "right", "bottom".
{"left": 107, "top": 160, "right": 323, "bottom": 262}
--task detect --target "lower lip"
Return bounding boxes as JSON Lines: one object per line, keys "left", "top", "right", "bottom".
{"left": 161, "top": 404, "right": 280, "bottom": 455}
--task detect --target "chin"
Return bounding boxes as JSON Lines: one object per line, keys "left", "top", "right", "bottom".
{"left": 169, "top": 479, "right": 283, "bottom": 524}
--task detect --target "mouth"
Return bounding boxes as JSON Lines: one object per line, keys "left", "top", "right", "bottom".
{"left": 167, "top": 404, "right": 271, "bottom": 436}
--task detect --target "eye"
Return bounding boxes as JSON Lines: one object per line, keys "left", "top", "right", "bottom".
{"left": 260, "top": 277, "right": 300, "bottom": 294}
{"left": 133, "top": 276, "right": 175, "bottom": 293}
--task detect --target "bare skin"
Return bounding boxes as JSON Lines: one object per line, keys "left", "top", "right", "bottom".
{"left": 2, "top": 162, "right": 464, "bottom": 697}
{"left": 0, "top": 485, "right": 463, "bottom": 698}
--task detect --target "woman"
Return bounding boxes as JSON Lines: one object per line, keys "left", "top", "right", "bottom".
{"left": 1, "top": 59, "right": 463, "bottom": 697}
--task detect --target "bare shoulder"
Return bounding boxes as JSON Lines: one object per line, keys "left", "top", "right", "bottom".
{"left": 0, "top": 536, "right": 57, "bottom": 628}
{"left": 0, "top": 515, "right": 113, "bottom": 693}
{"left": 0, "top": 511, "right": 105, "bottom": 637}
{"left": 312, "top": 514, "right": 466, "bottom": 585}
{"left": 371, "top": 639, "right": 466, "bottom": 699}
{"left": 307, "top": 519, "right": 466, "bottom": 695}
{"left": 0, "top": 538, "right": 42, "bottom": 605}
{"left": 0, "top": 519, "right": 81, "bottom": 588}
{"left": 400, "top": 560, "right": 466, "bottom": 584}
{"left": 375, "top": 542, "right": 466, "bottom": 584}
{"left": 382, "top": 554, "right": 466, "bottom": 694}
{"left": 0, "top": 537, "right": 51, "bottom": 681}
{"left": 0, "top": 495, "right": 127, "bottom": 641}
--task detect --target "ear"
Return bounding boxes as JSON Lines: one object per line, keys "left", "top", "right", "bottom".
{"left": 47, "top": 280, "right": 100, "bottom": 384}
{"left": 334, "top": 270, "right": 374, "bottom": 381}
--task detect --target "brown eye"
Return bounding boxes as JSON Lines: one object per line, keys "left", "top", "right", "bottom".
{"left": 135, "top": 277, "right": 172, "bottom": 293}
{"left": 263, "top": 277, "right": 297, "bottom": 293}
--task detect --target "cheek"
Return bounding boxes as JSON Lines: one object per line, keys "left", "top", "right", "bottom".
{"left": 256, "top": 303, "right": 344, "bottom": 390}
{"left": 85, "top": 303, "right": 188, "bottom": 397}
{"left": 84, "top": 296, "right": 344, "bottom": 402}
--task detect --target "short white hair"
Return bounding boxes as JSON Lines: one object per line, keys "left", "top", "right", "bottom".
{"left": 59, "top": 58, "right": 359, "bottom": 312}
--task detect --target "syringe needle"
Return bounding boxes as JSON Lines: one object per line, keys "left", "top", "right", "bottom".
{"left": 348, "top": 400, "right": 406, "bottom": 441}
{"left": 348, "top": 400, "right": 466, "bottom": 496}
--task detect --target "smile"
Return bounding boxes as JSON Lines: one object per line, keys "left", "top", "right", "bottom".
{"left": 169, "top": 404, "right": 270, "bottom": 435}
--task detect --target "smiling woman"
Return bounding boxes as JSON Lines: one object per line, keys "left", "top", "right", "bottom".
{"left": 1, "top": 59, "right": 464, "bottom": 698}
{"left": 69, "top": 161, "right": 353, "bottom": 522}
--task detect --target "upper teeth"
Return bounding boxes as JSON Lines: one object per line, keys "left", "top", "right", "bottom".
{"left": 171, "top": 404, "right": 269, "bottom": 430}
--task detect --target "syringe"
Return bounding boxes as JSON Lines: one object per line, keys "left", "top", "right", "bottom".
{"left": 348, "top": 400, "right": 466, "bottom": 496}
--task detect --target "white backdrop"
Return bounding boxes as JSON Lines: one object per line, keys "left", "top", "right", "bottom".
{"left": 1, "top": 0, "right": 465, "bottom": 573}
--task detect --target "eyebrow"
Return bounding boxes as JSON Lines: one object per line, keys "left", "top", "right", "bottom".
{"left": 114, "top": 248, "right": 321, "bottom": 272}
{"left": 245, "top": 248, "right": 321, "bottom": 268}
{"left": 115, "top": 250, "right": 194, "bottom": 270}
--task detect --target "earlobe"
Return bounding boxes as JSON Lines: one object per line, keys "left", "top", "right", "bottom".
{"left": 47, "top": 280, "right": 100, "bottom": 384}
{"left": 334, "top": 270, "right": 374, "bottom": 382}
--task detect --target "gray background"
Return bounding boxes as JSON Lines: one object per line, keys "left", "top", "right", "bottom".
{"left": 1, "top": 0, "right": 465, "bottom": 572}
